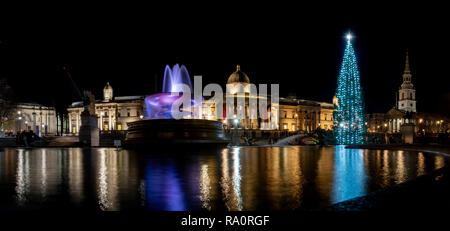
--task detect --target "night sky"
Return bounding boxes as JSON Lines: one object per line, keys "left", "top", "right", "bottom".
{"left": 0, "top": 5, "right": 448, "bottom": 115}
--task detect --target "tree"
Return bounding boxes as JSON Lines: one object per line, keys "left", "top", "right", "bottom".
{"left": 334, "top": 34, "right": 366, "bottom": 144}
{"left": 0, "top": 78, "right": 16, "bottom": 131}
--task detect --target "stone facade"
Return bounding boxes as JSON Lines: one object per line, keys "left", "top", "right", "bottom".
{"left": 367, "top": 109, "right": 448, "bottom": 134}
{"left": 222, "top": 65, "right": 335, "bottom": 132}
{"left": 68, "top": 67, "right": 335, "bottom": 134}
{"left": 67, "top": 83, "right": 144, "bottom": 134}
{"left": 4, "top": 103, "right": 57, "bottom": 136}
{"left": 278, "top": 98, "right": 334, "bottom": 132}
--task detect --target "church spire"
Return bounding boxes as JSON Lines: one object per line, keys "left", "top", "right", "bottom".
{"left": 404, "top": 49, "right": 411, "bottom": 74}
{"left": 398, "top": 49, "right": 416, "bottom": 113}
{"left": 402, "top": 49, "right": 412, "bottom": 83}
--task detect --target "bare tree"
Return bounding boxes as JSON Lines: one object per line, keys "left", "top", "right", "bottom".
{"left": 0, "top": 78, "right": 16, "bottom": 131}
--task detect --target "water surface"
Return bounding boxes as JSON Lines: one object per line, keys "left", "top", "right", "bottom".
{"left": 0, "top": 146, "right": 447, "bottom": 211}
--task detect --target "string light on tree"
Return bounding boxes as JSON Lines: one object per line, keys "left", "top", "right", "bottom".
{"left": 334, "top": 32, "right": 366, "bottom": 144}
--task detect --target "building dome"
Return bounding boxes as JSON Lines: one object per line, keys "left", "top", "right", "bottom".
{"left": 227, "top": 65, "right": 250, "bottom": 84}
{"left": 103, "top": 82, "right": 113, "bottom": 101}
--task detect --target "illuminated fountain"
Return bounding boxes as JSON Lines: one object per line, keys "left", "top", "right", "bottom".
{"left": 124, "top": 64, "right": 229, "bottom": 147}
{"left": 144, "top": 64, "right": 196, "bottom": 119}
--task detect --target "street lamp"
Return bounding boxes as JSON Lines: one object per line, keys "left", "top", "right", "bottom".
{"left": 233, "top": 119, "right": 239, "bottom": 127}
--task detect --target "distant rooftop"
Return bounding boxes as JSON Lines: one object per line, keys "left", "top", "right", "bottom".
{"left": 69, "top": 95, "right": 145, "bottom": 108}
{"left": 280, "top": 97, "right": 333, "bottom": 108}
{"left": 113, "top": 96, "right": 144, "bottom": 101}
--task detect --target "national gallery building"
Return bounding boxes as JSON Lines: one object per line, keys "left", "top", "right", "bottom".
{"left": 67, "top": 83, "right": 144, "bottom": 134}
{"left": 67, "top": 66, "right": 335, "bottom": 135}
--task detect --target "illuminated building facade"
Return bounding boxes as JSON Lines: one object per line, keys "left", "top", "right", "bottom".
{"left": 3, "top": 103, "right": 57, "bottom": 136}
{"left": 367, "top": 51, "right": 449, "bottom": 134}
{"left": 67, "top": 66, "right": 335, "bottom": 134}
{"left": 68, "top": 82, "right": 144, "bottom": 134}
{"left": 278, "top": 97, "right": 334, "bottom": 132}
{"left": 219, "top": 65, "right": 334, "bottom": 132}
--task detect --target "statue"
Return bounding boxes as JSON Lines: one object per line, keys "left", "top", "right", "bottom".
{"left": 79, "top": 90, "right": 99, "bottom": 146}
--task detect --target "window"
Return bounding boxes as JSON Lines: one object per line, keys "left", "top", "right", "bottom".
{"left": 401, "top": 104, "right": 404, "bottom": 107}
{"left": 103, "top": 124, "right": 108, "bottom": 131}
{"left": 127, "top": 109, "right": 131, "bottom": 117}
{"left": 117, "top": 124, "right": 122, "bottom": 131}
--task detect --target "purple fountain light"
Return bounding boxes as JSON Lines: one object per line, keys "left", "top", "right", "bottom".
{"left": 144, "top": 64, "right": 196, "bottom": 119}
{"left": 162, "top": 64, "right": 193, "bottom": 93}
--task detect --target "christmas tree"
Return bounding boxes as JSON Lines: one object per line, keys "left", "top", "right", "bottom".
{"left": 334, "top": 33, "right": 366, "bottom": 144}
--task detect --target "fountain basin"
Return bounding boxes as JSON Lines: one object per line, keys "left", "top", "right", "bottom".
{"left": 124, "top": 119, "right": 230, "bottom": 147}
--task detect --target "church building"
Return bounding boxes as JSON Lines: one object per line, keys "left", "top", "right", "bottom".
{"left": 367, "top": 50, "right": 448, "bottom": 135}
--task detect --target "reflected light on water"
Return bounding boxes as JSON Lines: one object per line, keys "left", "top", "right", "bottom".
{"left": 331, "top": 146, "right": 367, "bottom": 203}
{"left": 97, "top": 148, "right": 120, "bottom": 211}
{"left": 15, "top": 149, "right": 28, "bottom": 205}
{"left": 381, "top": 150, "right": 390, "bottom": 187}
{"left": 97, "top": 148, "right": 110, "bottom": 210}
{"left": 199, "top": 164, "right": 211, "bottom": 210}
{"left": 435, "top": 156, "right": 445, "bottom": 170}
{"left": 395, "top": 151, "right": 406, "bottom": 184}
{"left": 144, "top": 159, "right": 187, "bottom": 211}
{"left": 220, "top": 148, "right": 243, "bottom": 211}
{"left": 417, "top": 152, "right": 425, "bottom": 176}
{"left": 40, "top": 149, "right": 47, "bottom": 198}
{"left": 232, "top": 148, "right": 243, "bottom": 210}
{"left": 1, "top": 146, "right": 449, "bottom": 211}
{"left": 68, "top": 149, "right": 84, "bottom": 203}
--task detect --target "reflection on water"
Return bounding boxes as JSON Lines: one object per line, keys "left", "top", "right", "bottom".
{"left": 332, "top": 147, "right": 367, "bottom": 203}
{"left": 0, "top": 146, "right": 448, "bottom": 211}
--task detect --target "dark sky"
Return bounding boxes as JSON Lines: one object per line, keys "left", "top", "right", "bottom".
{"left": 0, "top": 4, "right": 449, "bottom": 115}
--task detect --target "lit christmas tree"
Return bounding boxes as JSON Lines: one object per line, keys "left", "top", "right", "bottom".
{"left": 334, "top": 33, "right": 366, "bottom": 144}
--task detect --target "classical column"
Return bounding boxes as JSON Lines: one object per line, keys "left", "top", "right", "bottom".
{"left": 393, "top": 119, "right": 396, "bottom": 132}
{"left": 76, "top": 112, "right": 79, "bottom": 133}
{"left": 100, "top": 111, "right": 103, "bottom": 130}
{"left": 389, "top": 119, "right": 392, "bottom": 133}
{"left": 46, "top": 112, "right": 49, "bottom": 134}
{"left": 108, "top": 110, "right": 112, "bottom": 130}
{"left": 69, "top": 113, "right": 72, "bottom": 133}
